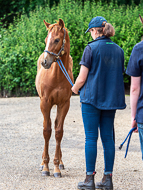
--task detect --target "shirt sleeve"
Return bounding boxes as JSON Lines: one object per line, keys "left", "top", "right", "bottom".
{"left": 79, "top": 45, "right": 92, "bottom": 70}
{"left": 126, "top": 46, "right": 141, "bottom": 77}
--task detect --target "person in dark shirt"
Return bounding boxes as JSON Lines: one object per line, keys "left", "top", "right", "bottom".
{"left": 71, "top": 16, "right": 126, "bottom": 190}
{"left": 126, "top": 41, "right": 143, "bottom": 161}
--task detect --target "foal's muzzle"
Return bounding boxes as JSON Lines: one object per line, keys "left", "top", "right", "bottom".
{"left": 41, "top": 60, "right": 53, "bottom": 69}
{"left": 41, "top": 53, "right": 55, "bottom": 69}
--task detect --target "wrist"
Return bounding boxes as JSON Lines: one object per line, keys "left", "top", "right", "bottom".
{"left": 131, "top": 117, "right": 137, "bottom": 123}
{"left": 73, "top": 85, "right": 79, "bottom": 94}
{"left": 131, "top": 116, "right": 136, "bottom": 120}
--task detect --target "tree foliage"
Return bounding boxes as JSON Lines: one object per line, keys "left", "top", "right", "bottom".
{"left": 0, "top": 0, "right": 141, "bottom": 28}
{"left": 0, "top": 0, "right": 59, "bottom": 28}
{"left": 0, "top": 0, "right": 143, "bottom": 96}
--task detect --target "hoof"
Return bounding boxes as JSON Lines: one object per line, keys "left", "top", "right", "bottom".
{"left": 39, "top": 165, "right": 44, "bottom": 171}
{"left": 59, "top": 164, "right": 64, "bottom": 170}
{"left": 54, "top": 172, "right": 62, "bottom": 178}
{"left": 42, "top": 171, "right": 50, "bottom": 176}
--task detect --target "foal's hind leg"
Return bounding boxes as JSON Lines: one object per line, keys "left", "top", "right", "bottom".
{"left": 53, "top": 101, "right": 70, "bottom": 177}
{"left": 40, "top": 99, "right": 52, "bottom": 176}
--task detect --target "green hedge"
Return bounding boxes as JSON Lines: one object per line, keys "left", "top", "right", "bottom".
{"left": 0, "top": 0, "right": 143, "bottom": 96}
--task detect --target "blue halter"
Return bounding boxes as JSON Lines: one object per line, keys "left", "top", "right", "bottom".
{"left": 43, "top": 28, "right": 74, "bottom": 88}
{"left": 44, "top": 28, "right": 66, "bottom": 59}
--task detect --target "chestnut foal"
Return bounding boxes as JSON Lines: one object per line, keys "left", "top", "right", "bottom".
{"left": 35, "top": 19, "right": 73, "bottom": 177}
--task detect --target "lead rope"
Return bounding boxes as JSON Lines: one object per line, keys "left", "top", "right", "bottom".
{"left": 57, "top": 59, "right": 73, "bottom": 87}
{"left": 119, "top": 127, "right": 137, "bottom": 158}
{"left": 56, "top": 59, "right": 80, "bottom": 94}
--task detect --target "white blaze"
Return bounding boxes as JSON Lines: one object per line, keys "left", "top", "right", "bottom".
{"left": 44, "top": 32, "right": 52, "bottom": 59}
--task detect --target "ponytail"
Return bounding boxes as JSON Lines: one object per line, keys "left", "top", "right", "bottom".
{"left": 103, "top": 23, "right": 115, "bottom": 37}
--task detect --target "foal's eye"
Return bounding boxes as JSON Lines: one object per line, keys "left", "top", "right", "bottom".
{"left": 54, "top": 38, "right": 60, "bottom": 43}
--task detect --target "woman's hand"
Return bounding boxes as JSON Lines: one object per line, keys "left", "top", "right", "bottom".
{"left": 131, "top": 118, "right": 138, "bottom": 133}
{"left": 71, "top": 85, "right": 79, "bottom": 94}
{"left": 71, "top": 65, "right": 89, "bottom": 95}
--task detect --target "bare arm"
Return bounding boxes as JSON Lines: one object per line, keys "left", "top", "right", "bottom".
{"left": 71, "top": 65, "right": 89, "bottom": 94}
{"left": 130, "top": 76, "right": 141, "bottom": 131}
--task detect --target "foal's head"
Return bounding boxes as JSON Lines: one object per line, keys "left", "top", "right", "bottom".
{"left": 41, "top": 19, "right": 69, "bottom": 69}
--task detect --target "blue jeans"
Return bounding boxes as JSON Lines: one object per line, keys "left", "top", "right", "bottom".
{"left": 81, "top": 103, "right": 116, "bottom": 174}
{"left": 137, "top": 123, "right": 143, "bottom": 160}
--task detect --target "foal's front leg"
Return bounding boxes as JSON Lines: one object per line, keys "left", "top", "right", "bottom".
{"left": 59, "top": 148, "right": 64, "bottom": 170}
{"left": 40, "top": 99, "right": 52, "bottom": 176}
{"left": 53, "top": 101, "right": 70, "bottom": 177}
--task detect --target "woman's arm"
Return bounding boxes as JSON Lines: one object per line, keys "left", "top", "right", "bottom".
{"left": 71, "top": 65, "right": 89, "bottom": 94}
{"left": 130, "top": 76, "right": 141, "bottom": 131}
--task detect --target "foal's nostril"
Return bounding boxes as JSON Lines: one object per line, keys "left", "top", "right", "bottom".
{"left": 44, "top": 60, "right": 47, "bottom": 65}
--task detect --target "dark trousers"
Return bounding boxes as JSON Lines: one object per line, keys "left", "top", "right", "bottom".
{"left": 81, "top": 103, "right": 116, "bottom": 174}
{"left": 137, "top": 123, "right": 143, "bottom": 160}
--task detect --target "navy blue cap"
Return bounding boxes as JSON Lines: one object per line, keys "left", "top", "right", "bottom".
{"left": 85, "top": 16, "right": 107, "bottom": 33}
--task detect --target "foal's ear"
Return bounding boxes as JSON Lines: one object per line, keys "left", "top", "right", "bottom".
{"left": 59, "top": 19, "right": 65, "bottom": 29}
{"left": 139, "top": 14, "right": 143, "bottom": 24}
{"left": 43, "top": 20, "right": 51, "bottom": 29}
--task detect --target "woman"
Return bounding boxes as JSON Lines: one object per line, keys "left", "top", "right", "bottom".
{"left": 71, "top": 16, "right": 126, "bottom": 190}
{"left": 126, "top": 40, "right": 143, "bottom": 161}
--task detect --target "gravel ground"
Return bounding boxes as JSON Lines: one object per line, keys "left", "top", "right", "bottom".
{"left": 0, "top": 95, "right": 143, "bottom": 190}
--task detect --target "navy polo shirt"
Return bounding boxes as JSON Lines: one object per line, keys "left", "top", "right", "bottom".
{"left": 126, "top": 41, "right": 143, "bottom": 123}
{"left": 79, "top": 36, "right": 126, "bottom": 110}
